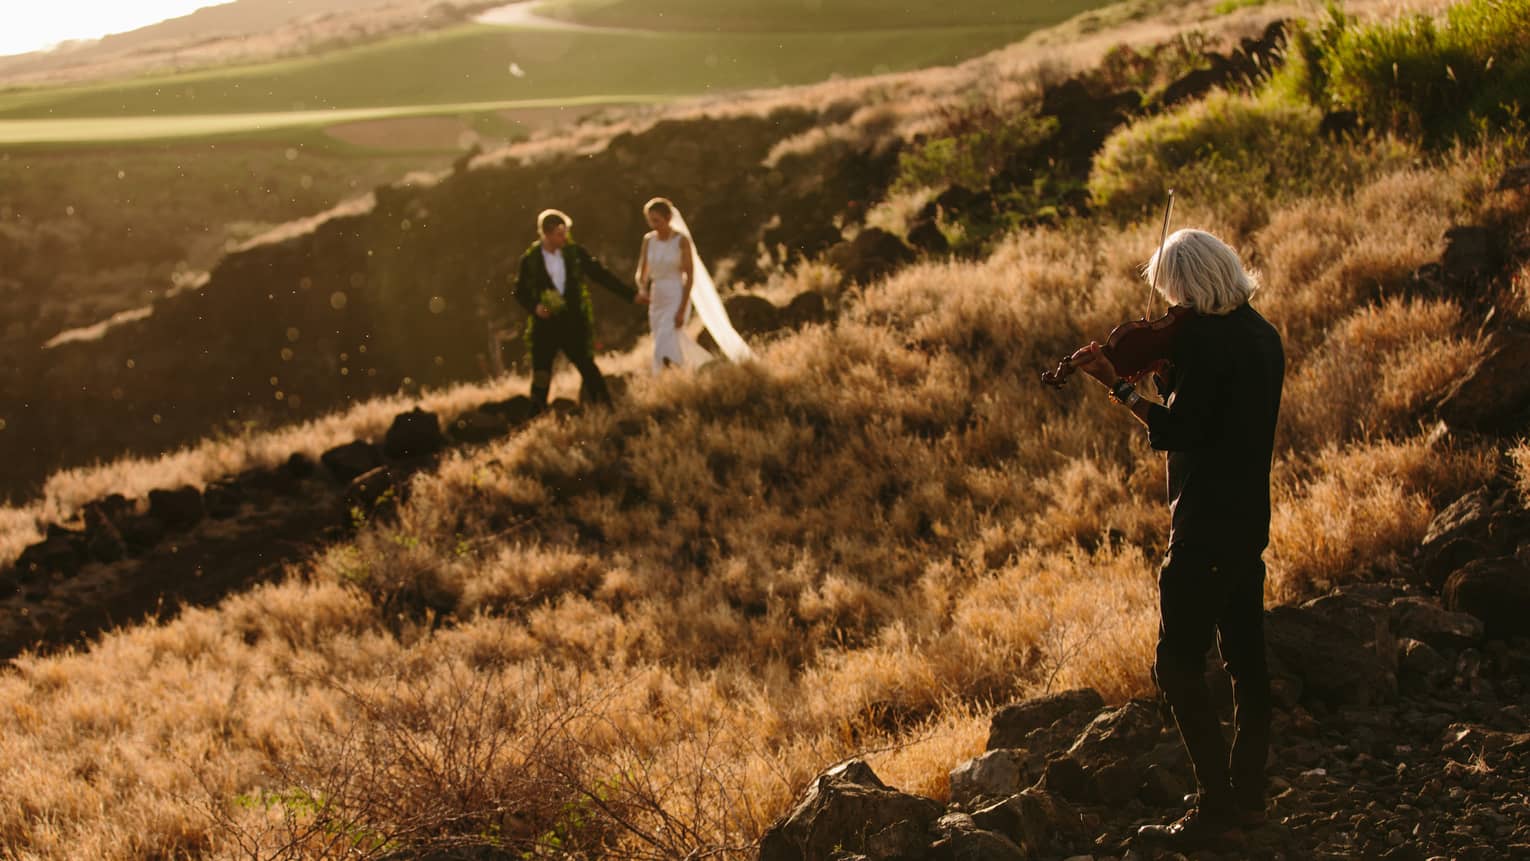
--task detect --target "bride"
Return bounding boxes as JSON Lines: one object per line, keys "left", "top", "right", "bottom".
{"left": 634, "top": 197, "right": 752, "bottom": 373}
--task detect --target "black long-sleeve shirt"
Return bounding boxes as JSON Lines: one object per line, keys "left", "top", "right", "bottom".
{"left": 1145, "top": 303, "right": 1285, "bottom": 555}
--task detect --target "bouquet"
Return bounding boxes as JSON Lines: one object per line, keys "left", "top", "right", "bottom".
{"left": 539, "top": 289, "right": 567, "bottom": 314}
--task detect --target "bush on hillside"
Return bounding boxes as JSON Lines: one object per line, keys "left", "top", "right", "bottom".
{"left": 894, "top": 102, "right": 1057, "bottom": 194}
{"left": 1279, "top": 0, "right": 1530, "bottom": 146}
{"left": 1088, "top": 89, "right": 1412, "bottom": 218}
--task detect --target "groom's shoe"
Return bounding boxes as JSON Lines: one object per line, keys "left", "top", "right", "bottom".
{"left": 1133, "top": 804, "right": 1244, "bottom": 852}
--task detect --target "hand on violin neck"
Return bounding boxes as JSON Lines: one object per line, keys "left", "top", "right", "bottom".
{"left": 1073, "top": 341, "right": 1120, "bottom": 387}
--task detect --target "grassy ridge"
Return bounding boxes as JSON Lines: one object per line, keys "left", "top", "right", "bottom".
{"left": 538, "top": 0, "right": 1104, "bottom": 31}
{"left": 0, "top": 22, "right": 1034, "bottom": 122}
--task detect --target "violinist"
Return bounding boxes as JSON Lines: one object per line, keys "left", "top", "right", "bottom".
{"left": 1072, "top": 228, "right": 1285, "bottom": 850}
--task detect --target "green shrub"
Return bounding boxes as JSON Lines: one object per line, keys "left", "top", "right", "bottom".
{"left": 1088, "top": 89, "right": 1409, "bottom": 218}
{"left": 1279, "top": 0, "right": 1530, "bottom": 146}
{"left": 894, "top": 103, "right": 1057, "bottom": 193}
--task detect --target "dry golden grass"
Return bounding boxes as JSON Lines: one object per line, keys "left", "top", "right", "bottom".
{"left": 0, "top": 141, "right": 1519, "bottom": 857}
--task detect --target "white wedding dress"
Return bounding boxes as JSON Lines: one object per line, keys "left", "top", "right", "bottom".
{"left": 639, "top": 209, "right": 752, "bottom": 374}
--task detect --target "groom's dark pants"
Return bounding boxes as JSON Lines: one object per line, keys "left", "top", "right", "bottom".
{"left": 527, "top": 320, "right": 610, "bottom": 408}
{"left": 1154, "top": 544, "right": 1271, "bottom": 812}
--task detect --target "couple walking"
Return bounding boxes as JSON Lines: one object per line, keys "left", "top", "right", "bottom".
{"left": 505, "top": 198, "right": 750, "bottom": 408}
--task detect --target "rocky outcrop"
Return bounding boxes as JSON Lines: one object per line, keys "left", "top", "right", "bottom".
{"left": 1437, "top": 327, "right": 1530, "bottom": 432}
{"left": 757, "top": 760, "right": 942, "bottom": 861}
{"left": 1444, "top": 557, "right": 1530, "bottom": 640}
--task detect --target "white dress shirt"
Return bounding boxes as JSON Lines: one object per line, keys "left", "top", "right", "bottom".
{"left": 542, "top": 247, "right": 567, "bottom": 295}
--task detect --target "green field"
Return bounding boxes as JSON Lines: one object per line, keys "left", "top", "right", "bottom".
{"left": 0, "top": 0, "right": 1111, "bottom": 146}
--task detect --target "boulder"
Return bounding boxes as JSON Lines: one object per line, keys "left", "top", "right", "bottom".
{"left": 384, "top": 407, "right": 446, "bottom": 459}
{"left": 825, "top": 228, "right": 914, "bottom": 286}
{"left": 322, "top": 441, "right": 385, "bottom": 483}
{"left": 987, "top": 688, "right": 1105, "bottom": 751}
{"left": 1398, "top": 638, "right": 1451, "bottom": 692}
{"left": 1038, "top": 755, "right": 1092, "bottom": 803}
{"left": 757, "top": 759, "right": 943, "bottom": 861}
{"left": 82, "top": 503, "right": 128, "bottom": 562}
{"left": 148, "top": 486, "right": 204, "bottom": 531}
{"left": 1265, "top": 592, "right": 1397, "bottom": 707}
{"left": 15, "top": 537, "right": 81, "bottom": 581}
{"left": 286, "top": 452, "right": 317, "bottom": 478}
{"left": 345, "top": 467, "right": 401, "bottom": 526}
{"left": 723, "top": 294, "right": 784, "bottom": 336}
{"left": 203, "top": 480, "right": 244, "bottom": 519}
{"left": 1139, "top": 763, "right": 1190, "bottom": 807}
{"left": 928, "top": 812, "right": 1025, "bottom": 861}
{"left": 906, "top": 217, "right": 949, "bottom": 254}
{"left": 783, "top": 291, "right": 830, "bottom": 328}
{"left": 1064, "top": 699, "right": 1162, "bottom": 772}
{"left": 450, "top": 409, "right": 511, "bottom": 444}
{"left": 1436, "top": 329, "right": 1530, "bottom": 432}
{"left": 1441, "top": 225, "right": 1505, "bottom": 287}
{"left": 236, "top": 466, "right": 298, "bottom": 496}
{"left": 1389, "top": 596, "right": 1484, "bottom": 649}
{"left": 1444, "top": 557, "right": 1530, "bottom": 639}
{"left": 969, "top": 789, "right": 1073, "bottom": 856}
{"left": 117, "top": 514, "right": 166, "bottom": 550}
{"left": 1090, "top": 758, "right": 1139, "bottom": 806}
{"left": 949, "top": 749, "right": 1025, "bottom": 806}
{"left": 482, "top": 395, "right": 538, "bottom": 427}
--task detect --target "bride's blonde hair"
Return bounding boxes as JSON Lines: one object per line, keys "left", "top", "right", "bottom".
{"left": 643, "top": 197, "right": 675, "bottom": 220}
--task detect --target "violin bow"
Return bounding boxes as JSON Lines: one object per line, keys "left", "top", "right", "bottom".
{"left": 1147, "top": 189, "right": 1175, "bottom": 320}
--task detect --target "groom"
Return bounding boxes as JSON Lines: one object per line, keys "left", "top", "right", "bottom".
{"left": 507, "top": 209, "right": 641, "bottom": 408}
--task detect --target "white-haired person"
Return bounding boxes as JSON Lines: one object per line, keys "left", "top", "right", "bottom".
{"left": 1074, "top": 228, "right": 1285, "bottom": 851}
{"left": 507, "top": 209, "right": 642, "bottom": 409}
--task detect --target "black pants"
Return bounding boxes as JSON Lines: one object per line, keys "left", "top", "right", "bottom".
{"left": 1154, "top": 545, "right": 1271, "bottom": 811}
{"left": 528, "top": 325, "right": 609, "bottom": 407}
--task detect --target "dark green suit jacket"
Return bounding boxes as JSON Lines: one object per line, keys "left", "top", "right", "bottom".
{"left": 509, "top": 240, "right": 636, "bottom": 353}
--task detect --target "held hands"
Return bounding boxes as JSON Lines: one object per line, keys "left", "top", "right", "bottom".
{"left": 535, "top": 304, "right": 552, "bottom": 319}
{"left": 673, "top": 308, "right": 686, "bottom": 328}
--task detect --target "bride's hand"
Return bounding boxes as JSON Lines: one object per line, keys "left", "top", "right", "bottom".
{"left": 635, "top": 291, "right": 650, "bottom": 305}
{"left": 673, "top": 309, "right": 686, "bottom": 328}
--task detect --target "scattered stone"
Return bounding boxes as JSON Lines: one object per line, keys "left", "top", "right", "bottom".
{"left": 950, "top": 749, "right": 1026, "bottom": 806}
{"left": 1437, "top": 329, "right": 1530, "bottom": 432}
{"left": 1266, "top": 592, "right": 1397, "bottom": 707}
{"left": 825, "top": 227, "right": 915, "bottom": 286}
{"left": 757, "top": 759, "right": 943, "bottom": 861}
{"left": 345, "top": 467, "right": 401, "bottom": 525}
{"left": 450, "top": 409, "right": 511, "bottom": 444}
{"left": 1445, "top": 557, "right": 1530, "bottom": 639}
{"left": 384, "top": 408, "right": 446, "bottom": 459}
{"left": 906, "top": 217, "right": 950, "bottom": 254}
{"left": 1398, "top": 638, "right": 1451, "bottom": 692}
{"left": 15, "top": 537, "right": 81, "bottom": 581}
{"left": 988, "top": 688, "right": 1106, "bottom": 751}
{"left": 1390, "top": 597, "right": 1484, "bottom": 649}
{"left": 783, "top": 291, "right": 830, "bottom": 328}
{"left": 929, "top": 811, "right": 1027, "bottom": 860}
{"left": 148, "top": 486, "right": 204, "bottom": 531}
{"left": 481, "top": 395, "right": 538, "bottom": 426}
{"left": 723, "top": 294, "right": 784, "bottom": 336}
{"left": 1139, "top": 763, "right": 1190, "bottom": 808}
{"left": 1040, "top": 754, "right": 1094, "bottom": 803}
{"left": 970, "top": 789, "right": 1073, "bottom": 855}
{"left": 1066, "top": 700, "right": 1162, "bottom": 772}
{"left": 321, "top": 441, "right": 385, "bottom": 483}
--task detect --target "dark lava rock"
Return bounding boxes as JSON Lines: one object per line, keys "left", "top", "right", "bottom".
{"left": 285, "top": 452, "right": 316, "bottom": 478}
{"left": 1039, "top": 754, "right": 1093, "bottom": 803}
{"left": 384, "top": 408, "right": 446, "bottom": 459}
{"left": 723, "top": 294, "right": 784, "bottom": 336}
{"left": 970, "top": 789, "right": 1074, "bottom": 856}
{"left": 1437, "top": 329, "right": 1530, "bottom": 432}
{"left": 321, "top": 441, "right": 385, "bottom": 483}
{"left": 950, "top": 749, "right": 1025, "bottom": 805}
{"left": 1065, "top": 699, "right": 1162, "bottom": 772}
{"left": 1441, "top": 225, "right": 1505, "bottom": 287}
{"left": 450, "top": 409, "right": 511, "bottom": 444}
{"left": 783, "top": 291, "right": 830, "bottom": 328}
{"left": 15, "top": 537, "right": 81, "bottom": 581}
{"left": 929, "top": 812, "right": 1026, "bottom": 861}
{"left": 1445, "top": 557, "right": 1530, "bottom": 639}
{"left": 116, "top": 514, "right": 166, "bottom": 551}
{"left": 825, "top": 227, "right": 914, "bottom": 286}
{"left": 148, "top": 486, "right": 204, "bottom": 531}
{"left": 987, "top": 688, "right": 1106, "bottom": 751}
{"left": 757, "top": 759, "right": 942, "bottom": 861}
{"left": 1139, "top": 762, "right": 1190, "bottom": 807}
{"left": 345, "top": 466, "right": 401, "bottom": 525}
{"left": 482, "top": 395, "right": 538, "bottom": 427}
{"left": 1389, "top": 596, "right": 1484, "bottom": 649}
{"left": 1266, "top": 592, "right": 1397, "bottom": 707}
{"left": 907, "top": 216, "right": 950, "bottom": 254}
{"left": 203, "top": 480, "right": 244, "bottom": 519}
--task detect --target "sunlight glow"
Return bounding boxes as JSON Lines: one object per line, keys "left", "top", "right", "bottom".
{"left": 0, "top": 1, "right": 232, "bottom": 57}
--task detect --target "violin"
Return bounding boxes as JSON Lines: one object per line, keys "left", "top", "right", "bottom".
{"left": 1039, "top": 304, "right": 1194, "bottom": 388}
{"left": 1039, "top": 188, "right": 1186, "bottom": 390}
